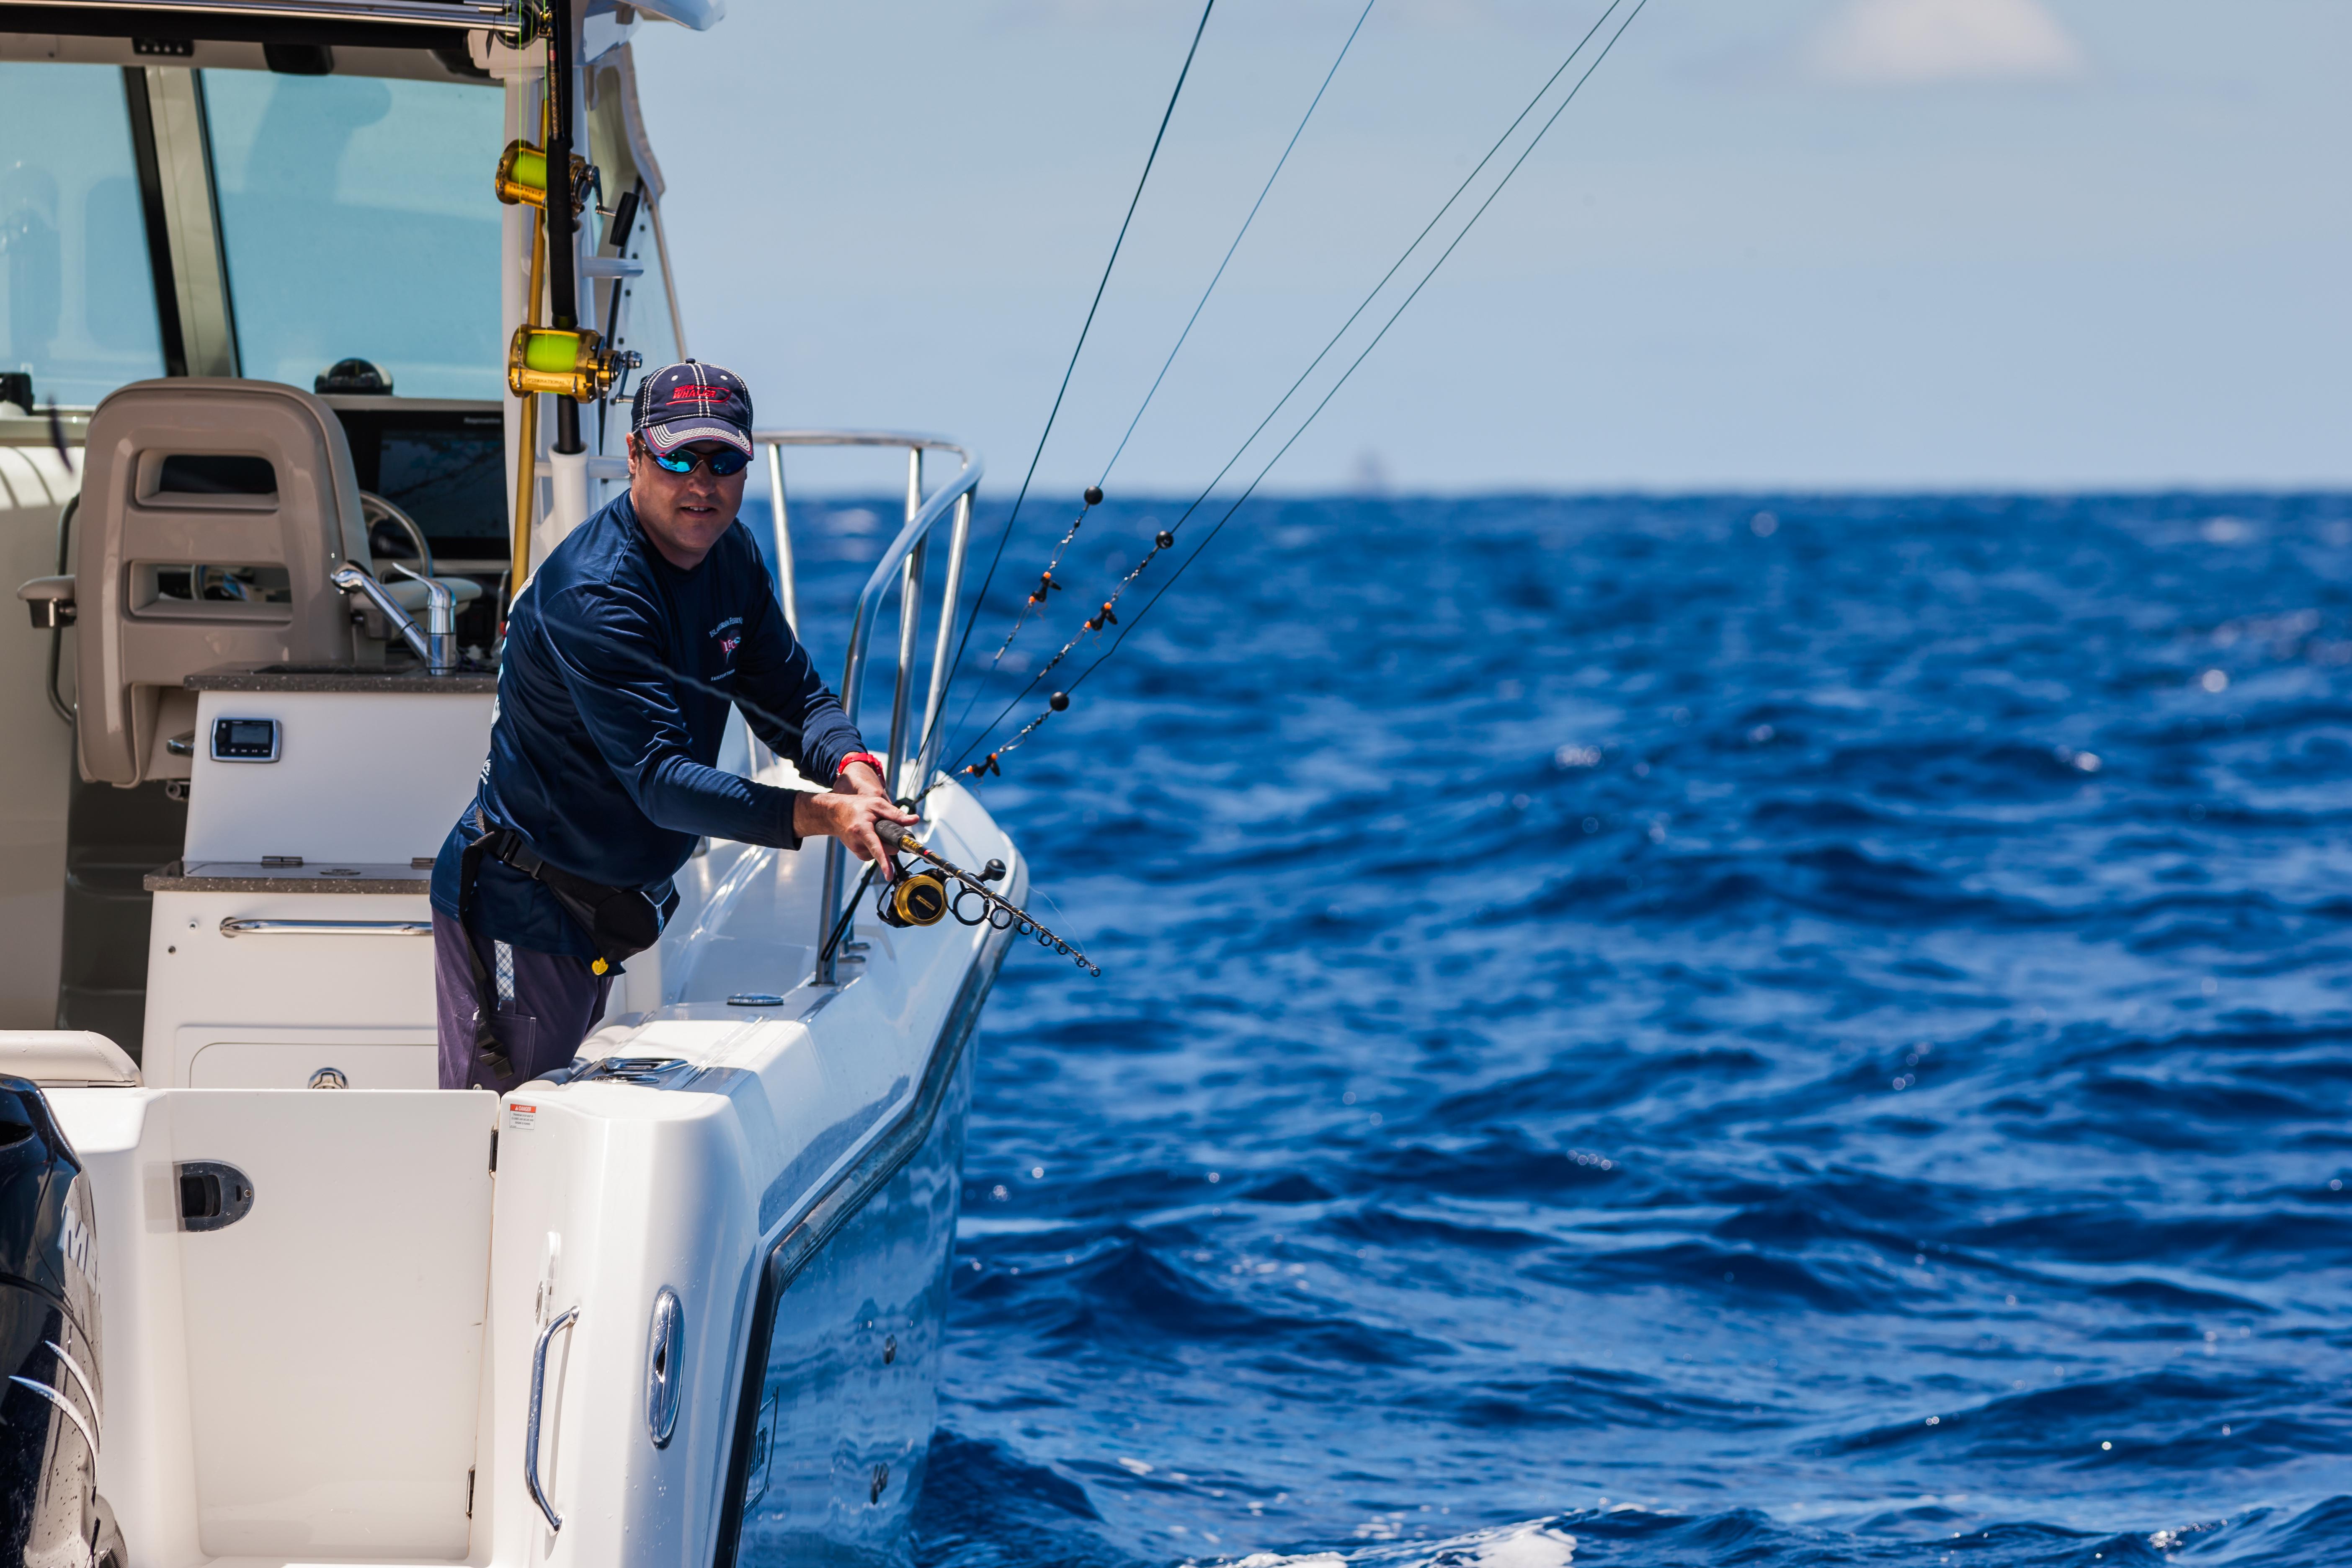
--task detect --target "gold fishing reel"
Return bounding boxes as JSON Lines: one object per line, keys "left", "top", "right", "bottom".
{"left": 876, "top": 867, "right": 951, "bottom": 928}
{"left": 508, "top": 325, "right": 638, "bottom": 403}
{"left": 872, "top": 825, "right": 1100, "bottom": 975}
{"left": 495, "top": 139, "right": 591, "bottom": 214}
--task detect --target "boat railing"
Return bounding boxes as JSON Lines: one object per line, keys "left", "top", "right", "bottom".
{"left": 752, "top": 430, "right": 980, "bottom": 983}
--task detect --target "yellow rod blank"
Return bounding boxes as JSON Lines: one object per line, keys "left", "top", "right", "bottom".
{"left": 509, "top": 204, "right": 544, "bottom": 603}
{"left": 508, "top": 95, "right": 552, "bottom": 607}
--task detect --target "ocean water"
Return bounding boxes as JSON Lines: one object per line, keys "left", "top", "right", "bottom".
{"left": 779, "top": 492, "right": 2352, "bottom": 1568}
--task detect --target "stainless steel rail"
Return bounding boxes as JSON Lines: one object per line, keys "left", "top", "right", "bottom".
{"left": 218, "top": 918, "right": 433, "bottom": 938}
{"left": 527, "top": 1306, "right": 578, "bottom": 1534}
{"left": 0, "top": 412, "right": 91, "bottom": 447}
{"left": 749, "top": 431, "right": 981, "bottom": 985}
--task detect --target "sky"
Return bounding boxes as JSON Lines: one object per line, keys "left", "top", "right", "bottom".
{"left": 633, "top": 0, "right": 2352, "bottom": 494}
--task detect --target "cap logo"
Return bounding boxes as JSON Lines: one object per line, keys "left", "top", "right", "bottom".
{"left": 668, "top": 386, "right": 732, "bottom": 403}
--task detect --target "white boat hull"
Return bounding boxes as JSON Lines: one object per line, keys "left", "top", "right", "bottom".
{"left": 27, "top": 679, "right": 1017, "bottom": 1567}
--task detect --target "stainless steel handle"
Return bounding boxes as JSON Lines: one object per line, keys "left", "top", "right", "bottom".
{"left": 218, "top": 918, "right": 432, "bottom": 938}
{"left": 528, "top": 1306, "right": 578, "bottom": 1533}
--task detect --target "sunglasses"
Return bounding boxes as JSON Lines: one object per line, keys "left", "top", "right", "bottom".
{"left": 646, "top": 444, "right": 753, "bottom": 478}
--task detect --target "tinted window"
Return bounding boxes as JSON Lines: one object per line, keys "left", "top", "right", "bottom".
{"left": 203, "top": 71, "right": 502, "bottom": 398}
{"left": 0, "top": 63, "right": 167, "bottom": 404}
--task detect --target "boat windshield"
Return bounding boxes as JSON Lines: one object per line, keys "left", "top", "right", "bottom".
{"left": 204, "top": 71, "right": 503, "bottom": 399}
{"left": 0, "top": 64, "right": 168, "bottom": 405}
{"left": 5, "top": 54, "right": 677, "bottom": 415}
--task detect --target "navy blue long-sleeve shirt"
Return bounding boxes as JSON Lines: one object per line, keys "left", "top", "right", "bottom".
{"left": 430, "top": 491, "right": 865, "bottom": 958}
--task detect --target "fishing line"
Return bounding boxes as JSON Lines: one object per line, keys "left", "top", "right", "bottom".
{"left": 1062, "top": 0, "right": 1651, "bottom": 706}
{"left": 946, "top": 0, "right": 1628, "bottom": 770}
{"left": 936, "top": 0, "right": 1218, "bottom": 718}
{"left": 934, "top": 0, "right": 1376, "bottom": 761}
{"left": 1126, "top": 0, "right": 1628, "bottom": 552}
{"left": 1096, "top": 0, "right": 1378, "bottom": 489}
{"left": 509, "top": 563, "right": 1097, "bottom": 972}
{"left": 949, "top": 0, "right": 1646, "bottom": 775}
{"left": 519, "top": 585, "right": 812, "bottom": 743}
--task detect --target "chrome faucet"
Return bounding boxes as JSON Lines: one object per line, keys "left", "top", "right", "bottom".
{"left": 331, "top": 563, "right": 457, "bottom": 676}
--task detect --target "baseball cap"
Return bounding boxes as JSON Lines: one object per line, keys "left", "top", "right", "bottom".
{"left": 631, "top": 360, "right": 754, "bottom": 457}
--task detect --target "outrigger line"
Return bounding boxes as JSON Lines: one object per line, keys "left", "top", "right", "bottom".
{"left": 1094, "top": 0, "right": 1380, "bottom": 492}
{"left": 967, "top": 482, "right": 1099, "bottom": 701}
{"left": 939, "top": 0, "right": 1377, "bottom": 757}
{"left": 939, "top": 0, "right": 1219, "bottom": 725}
{"left": 946, "top": 0, "right": 1650, "bottom": 783}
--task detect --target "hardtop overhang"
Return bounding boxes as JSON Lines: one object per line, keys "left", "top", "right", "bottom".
{"left": 0, "top": 0, "right": 719, "bottom": 49}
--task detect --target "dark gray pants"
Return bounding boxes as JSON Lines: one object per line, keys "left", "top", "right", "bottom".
{"left": 432, "top": 913, "right": 613, "bottom": 1091}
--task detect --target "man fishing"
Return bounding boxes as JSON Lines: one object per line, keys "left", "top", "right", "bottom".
{"left": 428, "top": 360, "right": 915, "bottom": 1090}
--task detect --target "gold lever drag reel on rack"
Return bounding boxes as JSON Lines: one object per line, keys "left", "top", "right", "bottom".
{"left": 493, "top": 109, "right": 638, "bottom": 596}
{"left": 498, "top": 139, "right": 634, "bottom": 401}
{"left": 508, "top": 326, "right": 635, "bottom": 403}
{"left": 874, "top": 826, "right": 1099, "bottom": 977}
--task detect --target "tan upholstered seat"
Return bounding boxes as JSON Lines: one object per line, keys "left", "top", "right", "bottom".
{"left": 73, "top": 379, "right": 374, "bottom": 786}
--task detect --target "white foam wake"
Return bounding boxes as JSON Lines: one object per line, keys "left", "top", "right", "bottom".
{"left": 1196, "top": 1518, "right": 1579, "bottom": 1568}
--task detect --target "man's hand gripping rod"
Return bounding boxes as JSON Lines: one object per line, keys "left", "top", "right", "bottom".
{"left": 877, "top": 825, "right": 1101, "bottom": 978}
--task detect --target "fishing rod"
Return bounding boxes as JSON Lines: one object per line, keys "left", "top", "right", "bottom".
{"left": 868, "top": 825, "right": 1101, "bottom": 977}
{"left": 514, "top": 591, "right": 1100, "bottom": 976}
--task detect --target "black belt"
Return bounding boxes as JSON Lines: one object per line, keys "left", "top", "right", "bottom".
{"left": 455, "top": 808, "right": 681, "bottom": 1085}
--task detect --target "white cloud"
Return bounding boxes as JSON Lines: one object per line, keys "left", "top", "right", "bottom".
{"left": 1806, "top": 0, "right": 2085, "bottom": 85}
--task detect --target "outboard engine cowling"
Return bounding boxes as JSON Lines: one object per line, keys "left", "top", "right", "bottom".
{"left": 0, "top": 1078, "right": 119, "bottom": 1568}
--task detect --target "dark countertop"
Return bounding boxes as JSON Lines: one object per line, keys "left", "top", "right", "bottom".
{"left": 146, "top": 860, "right": 432, "bottom": 894}
{"left": 186, "top": 663, "right": 497, "bottom": 694}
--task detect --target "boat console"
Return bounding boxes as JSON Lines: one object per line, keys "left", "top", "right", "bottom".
{"left": 142, "top": 662, "right": 493, "bottom": 1089}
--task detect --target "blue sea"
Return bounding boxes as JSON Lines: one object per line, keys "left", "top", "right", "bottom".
{"left": 777, "top": 492, "right": 2352, "bottom": 1568}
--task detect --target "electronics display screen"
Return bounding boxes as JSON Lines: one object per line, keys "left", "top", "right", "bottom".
{"left": 212, "top": 717, "right": 281, "bottom": 762}
{"left": 334, "top": 405, "right": 508, "bottom": 563}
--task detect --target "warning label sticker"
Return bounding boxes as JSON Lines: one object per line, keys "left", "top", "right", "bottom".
{"left": 509, "top": 1103, "right": 536, "bottom": 1130}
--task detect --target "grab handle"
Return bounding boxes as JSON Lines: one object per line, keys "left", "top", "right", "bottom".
{"left": 527, "top": 1307, "right": 577, "bottom": 1532}
{"left": 218, "top": 918, "right": 432, "bottom": 938}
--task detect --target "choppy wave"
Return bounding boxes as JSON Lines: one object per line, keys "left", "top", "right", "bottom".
{"left": 779, "top": 492, "right": 2352, "bottom": 1566}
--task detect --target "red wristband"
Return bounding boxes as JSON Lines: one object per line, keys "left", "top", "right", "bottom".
{"left": 837, "top": 752, "right": 885, "bottom": 779}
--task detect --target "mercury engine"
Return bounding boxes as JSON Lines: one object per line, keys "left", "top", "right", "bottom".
{"left": 0, "top": 1078, "right": 121, "bottom": 1568}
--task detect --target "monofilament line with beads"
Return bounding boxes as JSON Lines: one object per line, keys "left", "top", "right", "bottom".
{"left": 932, "top": 0, "right": 1379, "bottom": 764}
{"left": 931, "top": 0, "right": 1218, "bottom": 742}
{"left": 946, "top": 0, "right": 1649, "bottom": 783}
